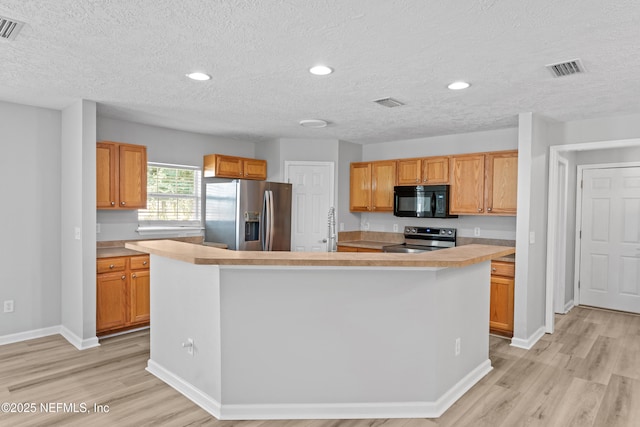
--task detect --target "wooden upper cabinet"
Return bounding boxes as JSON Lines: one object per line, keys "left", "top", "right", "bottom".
{"left": 243, "top": 158, "right": 268, "bottom": 180}
{"left": 450, "top": 150, "right": 517, "bottom": 216}
{"left": 203, "top": 154, "right": 267, "bottom": 180}
{"left": 422, "top": 156, "right": 449, "bottom": 184}
{"left": 450, "top": 154, "right": 486, "bottom": 214}
{"left": 96, "top": 142, "right": 118, "bottom": 208}
{"left": 397, "top": 156, "right": 449, "bottom": 185}
{"left": 397, "top": 158, "right": 422, "bottom": 185}
{"left": 97, "top": 141, "right": 147, "bottom": 210}
{"left": 349, "top": 161, "right": 396, "bottom": 212}
{"left": 485, "top": 151, "right": 518, "bottom": 215}
{"left": 350, "top": 162, "right": 372, "bottom": 212}
{"left": 118, "top": 144, "right": 147, "bottom": 209}
{"left": 371, "top": 160, "right": 396, "bottom": 212}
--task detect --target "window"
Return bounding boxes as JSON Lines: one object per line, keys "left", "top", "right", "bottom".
{"left": 138, "top": 163, "right": 202, "bottom": 228}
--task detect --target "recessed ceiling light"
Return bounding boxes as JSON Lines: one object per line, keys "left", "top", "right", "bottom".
{"left": 309, "top": 65, "right": 333, "bottom": 76}
{"left": 299, "top": 119, "right": 328, "bottom": 128}
{"left": 186, "top": 72, "right": 211, "bottom": 81}
{"left": 448, "top": 81, "right": 470, "bottom": 90}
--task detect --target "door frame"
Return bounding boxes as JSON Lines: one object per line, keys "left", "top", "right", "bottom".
{"left": 283, "top": 161, "right": 336, "bottom": 250}
{"left": 573, "top": 162, "right": 640, "bottom": 308}
{"left": 546, "top": 138, "right": 640, "bottom": 333}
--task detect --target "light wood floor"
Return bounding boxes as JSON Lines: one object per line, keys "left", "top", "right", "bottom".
{"left": 1, "top": 306, "right": 639, "bottom": 426}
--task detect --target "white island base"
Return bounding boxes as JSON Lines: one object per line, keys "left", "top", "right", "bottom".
{"left": 145, "top": 255, "right": 493, "bottom": 420}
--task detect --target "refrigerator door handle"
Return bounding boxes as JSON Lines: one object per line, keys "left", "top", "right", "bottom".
{"left": 261, "top": 190, "right": 268, "bottom": 251}
{"left": 268, "top": 190, "right": 275, "bottom": 251}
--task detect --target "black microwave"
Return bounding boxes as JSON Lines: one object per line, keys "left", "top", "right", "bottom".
{"left": 393, "top": 185, "right": 457, "bottom": 218}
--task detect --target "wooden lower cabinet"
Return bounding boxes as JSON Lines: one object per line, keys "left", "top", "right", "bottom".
{"left": 97, "top": 255, "right": 150, "bottom": 335}
{"left": 489, "top": 260, "right": 515, "bottom": 337}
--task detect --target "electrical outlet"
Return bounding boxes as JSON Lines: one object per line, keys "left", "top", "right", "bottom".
{"left": 474, "top": 227, "right": 481, "bottom": 237}
{"left": 96, "top": 223, "right": 101, "bottom": 234}
{"left": 4, "top": 300, "right": 14, "bottom": 313}
{"left": 339, "top": 222, "right": 344, "bottom": 231}
{"left": 182, "top": 338, "right": 194, "bottom": 356}
{"left": 363, "top": 222, "right": 370, "bottom": 231}
{"left": 393, "top": 224, "right": 399, "bottom": 232}
{"left": 455, "top": 337, "right": 461, "bottom": 356}
{"left": 74, "top": 227, "right": 81, "bottom": 240}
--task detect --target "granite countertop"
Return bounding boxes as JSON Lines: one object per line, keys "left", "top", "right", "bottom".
{"left": 125, "top": 240, "right": 515, "bottom": 268}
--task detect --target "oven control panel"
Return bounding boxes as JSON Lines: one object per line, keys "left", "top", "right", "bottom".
{"left": 404, "top": 226, "right": 456, "bottom": 238}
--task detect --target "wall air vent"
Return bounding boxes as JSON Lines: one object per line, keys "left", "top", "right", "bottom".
{"left": 373, "top": 97, "right": 405, "bottom": 108}
{"left": 0, "top": 16, "right": 25, "bottom": 41}
{"left": 546, "top": 59, "right": 585, "bottom": 77}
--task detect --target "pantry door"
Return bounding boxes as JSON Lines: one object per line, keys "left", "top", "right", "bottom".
{"left": 285, "top": 162, "right": 335, "bottom": 252}
{"left": 578, "top": 166, "right": 640, "bottom": 312}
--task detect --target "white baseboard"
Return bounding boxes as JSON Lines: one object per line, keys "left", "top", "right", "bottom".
{"left": 147, "top": 358, "right": 492, "bottom": 420}
{"left": 60, "top": 326, "right": 100, "bottom": 350}
{"left": 146, "top": 359, "right": 222, "bottom": 418}
{"left": 511, "top": 326, "right": 546, "bottom": 350}
{"left": 0, "top": 325, "right": 61, "bottom": 346}
{"left": 564, "top": 300, "right": 575, "bottom": 313}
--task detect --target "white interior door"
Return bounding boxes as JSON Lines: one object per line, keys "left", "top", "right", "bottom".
{"left": 285, "top": 162, "right": 335, "bottom": 252}
{"left": 579, "top": 166, "right": 640, "bottom": 312}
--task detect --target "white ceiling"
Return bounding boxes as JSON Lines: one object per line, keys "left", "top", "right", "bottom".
{"left": 1, "top": 1, "right": 639, "bottom": 145}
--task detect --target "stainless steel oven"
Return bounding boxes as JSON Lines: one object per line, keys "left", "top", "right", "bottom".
{"left": 383, "top": 226, "right": 456, "bottom": 253}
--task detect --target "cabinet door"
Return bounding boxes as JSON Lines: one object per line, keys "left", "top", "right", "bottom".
{"left": 371, "top": 161, "right": 396, "bottom": 212}
{"left": 489, "top": 275, "right": 514, "bottom": 334}
{"left": 243, "top": 159, "right": 267, "bottom": 180}
{"left": 397, "top": 159, "right": 422, "bottom": 185}
{"left": 130, "top": 270, "right": 150, "bottom": 324}
{"left": 350, "top": 162, "right": 372, "bottom": 212}
{"left": 450, "top": 154, "right": 485, "bottom": 214}
{"left": 486, "top": 151, "right": 518, "bottom": 215}
{"left": 118, "top": 144, "right": 147, "bottom": 209}
{"left": 216, "top": 155, "right": 243, "bottom": 178}
{"left": 422, "top": 156, "right": 450, "bottom": 184}
{"left": 97, "top": 273, "right": 128, "bottom": 332}
{"left": 97, "top": 142, "right": 118, "bottom": 208}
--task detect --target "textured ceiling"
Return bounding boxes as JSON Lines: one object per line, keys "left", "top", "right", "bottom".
{"left": 1, "top": 1, "right": 639, "bottom": 144}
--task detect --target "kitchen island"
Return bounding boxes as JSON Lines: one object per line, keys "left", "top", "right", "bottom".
{"left": 125, "top": 240, "right": 515, "bottom": 420}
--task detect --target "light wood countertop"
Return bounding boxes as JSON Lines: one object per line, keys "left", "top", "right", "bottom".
{"left": 125, "top": 240, "right": 515, "bottom": 268}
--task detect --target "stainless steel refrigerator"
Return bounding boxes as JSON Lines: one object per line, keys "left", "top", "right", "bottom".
{"left": 203, "top": 179, "right": 292, "bottom": 251}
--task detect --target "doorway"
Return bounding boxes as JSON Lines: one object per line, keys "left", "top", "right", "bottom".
{"left": 284, "top": 161, "right": 335, "bottom": 252}
{"left": 546, "top": 138, "right": 640, "bottom": 333}
{"left": 576, "top": 165, "right": 640, "bottom": 313}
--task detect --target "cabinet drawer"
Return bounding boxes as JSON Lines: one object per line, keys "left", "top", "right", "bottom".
{"left": 97, "top": 257, "right": 127, "bottom": 274}
{"left": 491, "top": 261, "right": 515, "bottom": 277}
{"left": 130, "top": 255, "right": 150, "bottom": 270}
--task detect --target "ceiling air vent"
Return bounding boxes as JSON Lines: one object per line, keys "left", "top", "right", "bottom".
{"left": 373, "top": 97, "right": 405, "bottom": 108}
{"left": 0, "top": 16, "right": 25, "bottom": 41}
{"left": 546, "top": 59, "right": 585, "bottom": 77}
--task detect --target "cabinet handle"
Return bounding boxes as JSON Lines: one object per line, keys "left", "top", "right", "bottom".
{"left": 121, "top": 275, "right": 126, "bottom": 280}
{"left": 121, "top": 201, "right": 126, "bottom": 206}
{"left": 132, "top": 274, "right": 137, "bottom": 278}
{"left": 487, "top": 207, "right": 492, "bottom": 212}
{"left": 109, "top": 264, "right": 115, "bottom": 269}
{"left": 416, "top": 179, "right": 419, "bottom": 183}
{"left": 111, "top": 201, "right": 115, "bottom": 206}
{"left": 423, "top": 178, "right": 428, "bottom": 182}
{"left": 477, "top": 208, "right": 483, "bottom": 212}
{"left": 492, "top": 268, "right": 497, "bottom": 272}
{"left": 143, "top": 261, "right": 148, "bottom": 265}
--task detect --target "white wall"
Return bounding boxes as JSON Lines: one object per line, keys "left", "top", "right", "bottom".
{"left": 359, "top": 127, "right": 519, "bottom": 239}
{"left": 96, "top": 117, "right": 258, "bottom": 241}
{"left": 338, "top": 140, "right": 362, "bottom": 232}
{"left": 61, "top": 100, "right": 97, "bottom": 346}
{"left": 0, "top": 101, "right": 62, "bottom": 337}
